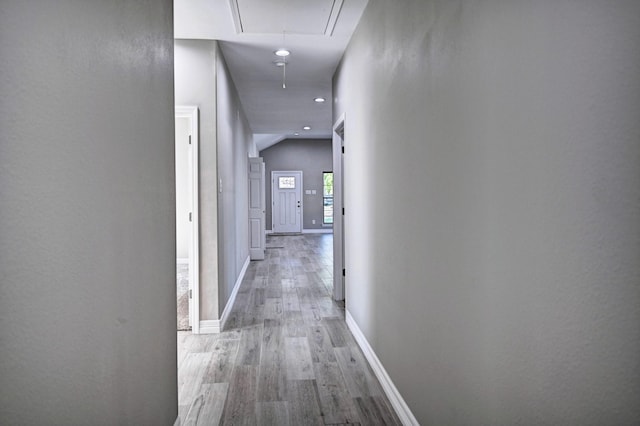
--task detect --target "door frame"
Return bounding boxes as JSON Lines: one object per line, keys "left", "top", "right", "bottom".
{"left": 271, "top": 170, "right": 303, "bottom": 234}
{"left": 175, "top": 106, "right": 200, "bottom": 333}
{"left": 332, "top": 113, "right": 345, "bottom": 301}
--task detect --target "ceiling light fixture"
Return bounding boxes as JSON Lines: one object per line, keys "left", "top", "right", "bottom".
{"left": 282, "top": 58, "right": 287, "bottom": 88}
{"left": 274, "top": 49, "right": 290, "bottom": 88}
{"left": 314, "top": 97, "right": 326, "bottom": 103}
{"left": 303, "top": 126, "right": 311, "bottom": 130}
{"left": 275, "top": 31, "right": 289, "bottom": 89}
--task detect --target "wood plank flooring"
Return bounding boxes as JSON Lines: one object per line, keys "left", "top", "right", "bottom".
{"left": 177, "top": 234, "right": 401, "bottom": 426}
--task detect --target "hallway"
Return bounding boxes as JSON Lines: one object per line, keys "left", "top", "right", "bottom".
{"left": 177, "top": 234, "right": 401, "bottom": 425}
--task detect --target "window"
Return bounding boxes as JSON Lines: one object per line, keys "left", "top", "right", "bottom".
{"left": 278, "top": 176, "right": 296, "bottom": 189}
{"left": 323, "top": 172, "right": 333, "bottom": 224}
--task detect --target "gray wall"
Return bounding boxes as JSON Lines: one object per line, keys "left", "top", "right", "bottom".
{"left": 175, "top": 39, "right": 219, "bottom": 320}
{"left": 0, "top": 2, "right": 177, "bottom": 424}
{"left": 174, "top": 41, "right": 255, "bottom": 321}
{"left": 216, "top": 49, "right": 255, "bottom": 313}
{"left": 261, "top": 139, "right": 333, "bottom": 231}
{"left": 334, "top": 0, "right": 640, "bottom": 424}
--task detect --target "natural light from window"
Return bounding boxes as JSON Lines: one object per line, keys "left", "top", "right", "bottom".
{"left": 323, "top": 172, "right": 333, "bottom": 224}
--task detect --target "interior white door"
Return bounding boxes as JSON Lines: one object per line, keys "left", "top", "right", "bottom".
{"left": 175, "top": 106, "right": 199, "bottom": 333}
{"left": 175, "top": 116, "right": 194, "bottom": 328}
{"left": 272, "top": 171, "right": 303, "bottom": 233}
{"left": 248, "top": 157, "right": 266, "bottom": 260}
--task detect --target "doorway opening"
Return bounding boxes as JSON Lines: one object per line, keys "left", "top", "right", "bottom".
{"left": 175, "top": 106, "right": 200, "bottom": 333}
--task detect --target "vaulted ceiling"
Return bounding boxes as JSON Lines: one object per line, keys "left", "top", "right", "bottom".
{"left": 174, "top": 0, "right": 368, "bottom": 150}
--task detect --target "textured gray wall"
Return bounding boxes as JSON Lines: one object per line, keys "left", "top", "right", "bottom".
{"left": 334, "top": 0, "right": 640, "bottom": 423}
{"left": 0, "top": 1, "right": 177, "bottom": 424}
{"left": 261, "top": 139, "right": 333, "bottom": 231}
{"left": 174, "top": 40, "right": 219, "bottom": 320}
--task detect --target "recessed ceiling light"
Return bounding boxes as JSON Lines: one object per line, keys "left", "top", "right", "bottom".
{"left": 275, "top": 49, "right": 290, "bottom": 57}
{"left": 294, "top": 132, "right": 300, "bottom": 136}
{"left": 273, "top": 60, "right": 286, "bottom": 67}
{"left": 314, "top": 97, "right": 326, "bottom": 103}
{"left": 303, "top": 126, "right": 311, "bottom": 130}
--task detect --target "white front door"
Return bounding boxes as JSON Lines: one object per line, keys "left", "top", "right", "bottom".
{"left": 272, "top": 171, "right": 303, "bottom": 233}
{"left": 249, "top": 157, "right": 266, "bottom": 260}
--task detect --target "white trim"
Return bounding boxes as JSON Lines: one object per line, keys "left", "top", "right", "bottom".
{"left": 221, "top": 255, "right": 250, "bottom": 330}
{"left": 176, "top": 257, "right": 189, "bottom": 265}
{"left": 269, "top": 230, "right": 333, "bottom": 235}
{"left": 197, "top": 256, "right": 250, "bottom": 334}
{"left": 175, "top": 105, "right": 200, "bottom": 334}
{"left": 228, "top": 0, "right": 243, "bottom": 34}
{"left": 302, "top": 229, "right": 333, "bottom": 234}
{"left": 332, "top": 113, "right": 346, "bottom": 301}
{"left": 324, "top": 0, "right": 344, "bottom": 36}
{"left": 199, "top": 319, "right": 220, "bottom": 334}
{"left": 174, "top": 415, "right": 180, "bottom": 426}
{"left": 345, "top": 310, "right": 419, "bottom": 426}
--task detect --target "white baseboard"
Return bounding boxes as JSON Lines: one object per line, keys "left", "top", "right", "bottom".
{"left": 198, "top": 319, "right": 220, "bottom": 334}
{"left": 176, "top": 257, "right": 189, "bottom": 264}
{"left": 302, "top": 228, "right": 333, "bottom": 234}
{"left": 266, "top": 229, "right": 333, "bottom": 235}
{"left": 220, "top": 255, "right": 250, "bottom": 331}
{"left": 197, "top": 256, "right": 250, "bottom": 334}
{"left": 345, "top": 310, "right": 419, "bottom": 426}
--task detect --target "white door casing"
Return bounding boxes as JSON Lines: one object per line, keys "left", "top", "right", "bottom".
{"left": 175, "top": 106, "right": 200, "bottom": 333}
{"left": 272, "top": 171, "right": 303, "bottom": 233}
{"left": 332, "top": 114, "right": 345, "bottom": 301}
{"left": 249, "top": 157, "right": 266, "bottom": 260}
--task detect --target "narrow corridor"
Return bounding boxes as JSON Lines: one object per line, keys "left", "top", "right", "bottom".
{"left": 177, "top": 234, "right": 401, "bottom": 425}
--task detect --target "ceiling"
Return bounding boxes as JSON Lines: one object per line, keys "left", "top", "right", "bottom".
{"left": 174, "top": 0, "right": 368, "bottom": 151}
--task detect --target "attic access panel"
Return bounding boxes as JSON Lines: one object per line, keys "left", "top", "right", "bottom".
{"left": 230, "top": 0, "right": 344, "bottom": 36}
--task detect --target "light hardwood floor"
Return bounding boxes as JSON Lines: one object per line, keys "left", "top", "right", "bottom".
{"left": 177, "top": 234, "right": 401, "bottom": 426}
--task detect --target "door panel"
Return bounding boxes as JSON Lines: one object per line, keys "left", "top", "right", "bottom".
{"left": 249, "top": 157, "right": 266, "bottom": 260}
